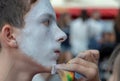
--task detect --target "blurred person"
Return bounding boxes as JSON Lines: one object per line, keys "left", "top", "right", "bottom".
{"left": 100, "top": 30, "right": 116, "bottom": 59}
{"left": 58, "top": 13, "right": 73, "bottom": 62}
{"left": 99, "top": 29, "right": 116, "bottom": 81}
{"left": 70, "top": 10, "right": 89, "bottom": 56}
{"left": 114, "top": 10, "right": 120, "bottom": 44}
{"left": 87, "top": 10, "right": 104, "bottom": 49}
{"left": 0, "top": 0, "right": 101, "bottom": 81}
{"left": 58, "top": 13, "right": 71, "bottom": 50}
{"left": 102, "top": 32, "right": 115, "bottom": 44}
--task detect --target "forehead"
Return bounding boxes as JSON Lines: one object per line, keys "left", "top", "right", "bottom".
{"left": 25, "top": 0, "right": 55, "bottom": 20}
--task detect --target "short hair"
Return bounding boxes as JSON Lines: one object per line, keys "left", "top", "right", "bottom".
{"left": 0, "top": 0, "right": 37, "bottom": 49}
{"left": 0, "top": 0, "right": 37, "bottom": 30}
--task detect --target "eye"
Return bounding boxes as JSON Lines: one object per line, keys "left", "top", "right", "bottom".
{"left": 42, "top": 19, "right": 50, "bottom": 27}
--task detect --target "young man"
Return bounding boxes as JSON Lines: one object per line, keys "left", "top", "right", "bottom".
{"left": 0, "top": 0, "right": 100, "bottom": 81}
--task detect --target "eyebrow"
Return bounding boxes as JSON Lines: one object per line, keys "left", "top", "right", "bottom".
{"left": 39, "top": 13, "right": 56, "bottom": 20}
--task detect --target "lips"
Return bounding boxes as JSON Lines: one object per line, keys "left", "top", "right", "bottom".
{"left": 54, "top": 50, "right": 61, "bottom": 56}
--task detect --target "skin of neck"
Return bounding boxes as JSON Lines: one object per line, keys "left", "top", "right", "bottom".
{"left": 0, "top": 48, "right": 51, "bottom": 81}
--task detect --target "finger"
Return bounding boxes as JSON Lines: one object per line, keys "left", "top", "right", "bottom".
{"left": 68, "top": 58, "right": 98, "bottom": 80}
{"left": 77, "top": 50, "right": 99, "bottom": 64}
{"left": 68, "top": 58, "right": 95, "bottom": 68}
{"left": 77, "top": 50, "right": 99, "bottom": 58}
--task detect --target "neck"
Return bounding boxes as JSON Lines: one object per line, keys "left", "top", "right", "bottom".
{"left": 0, "top": 49, "right": 40, "bottom": 81}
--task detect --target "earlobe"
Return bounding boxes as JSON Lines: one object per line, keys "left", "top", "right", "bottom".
{"left": 10, "top": 40, "right": 17, "bottom": 48}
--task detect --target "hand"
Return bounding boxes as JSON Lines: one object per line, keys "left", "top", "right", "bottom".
{"left": 56, "top": 50, "right": 100, "bottom": 81}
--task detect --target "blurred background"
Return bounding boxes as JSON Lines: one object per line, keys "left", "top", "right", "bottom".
{"left": 47, "top": 0, "right": 120, "bottom": 81}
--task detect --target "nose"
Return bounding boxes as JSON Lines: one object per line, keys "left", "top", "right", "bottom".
{"left": 55, "top": 28, "right": 67, "bottom": 43}
{"left": 58, "top": 35, "right": 67, "bottom": 43}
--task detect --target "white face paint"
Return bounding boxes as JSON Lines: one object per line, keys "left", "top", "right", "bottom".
{"left": 16, "top": 0, "right": 67, "bottom": 66}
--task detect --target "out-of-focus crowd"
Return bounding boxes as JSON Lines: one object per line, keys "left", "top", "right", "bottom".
{"left": 49, "top": 10, "right": 120, "bottom": 81}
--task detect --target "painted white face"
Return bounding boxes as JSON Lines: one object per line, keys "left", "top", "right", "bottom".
{"left": 16, "top": 0, "right": 67, "bottom": 66}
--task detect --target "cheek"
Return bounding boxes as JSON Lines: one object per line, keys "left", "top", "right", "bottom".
{"left": 16, "top": 26, "right": 57, "bottom": 66}
{"left": 23, "top": 24, "right": 49, "bottom": 42}
{"left": 20, "top": 26, "right": 53, "bottom": 52}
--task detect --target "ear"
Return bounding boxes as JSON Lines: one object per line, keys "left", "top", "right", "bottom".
{"left": 1, "top": 24, "right": 17, "bottom": 48}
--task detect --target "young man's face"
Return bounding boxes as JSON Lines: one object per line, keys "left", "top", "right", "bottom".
{"left": 16, "top": 0, "right": 67, "bottom": 66}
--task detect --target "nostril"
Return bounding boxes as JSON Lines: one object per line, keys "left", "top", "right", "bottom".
{"left": 58, "top": 38, "right": 64, "bottom": 42}
{"left": 58, "top": 34, "right": 67, "bottom": 42}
